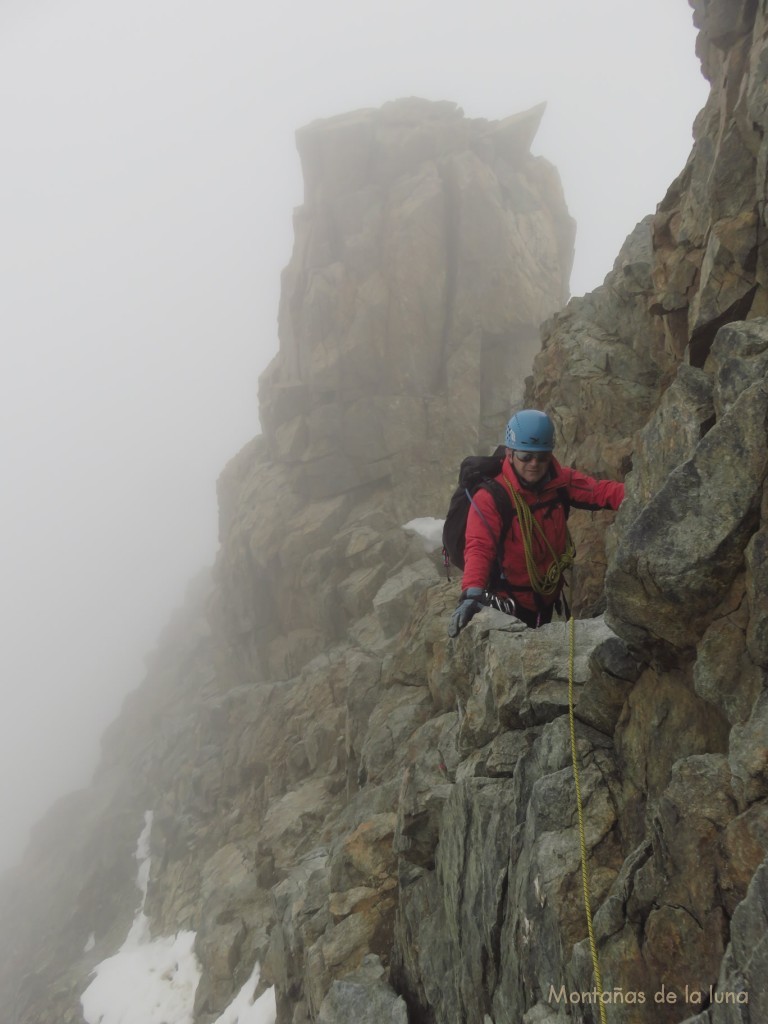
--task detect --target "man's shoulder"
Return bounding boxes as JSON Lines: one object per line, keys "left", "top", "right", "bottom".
{"left": 469, "top": 477, "right": 514, "bottom": 525}
{"left": 475, "top": 477, "right": 506, "bottom": 505}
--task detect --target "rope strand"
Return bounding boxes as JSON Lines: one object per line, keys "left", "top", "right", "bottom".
{"left": 568, "top": 615, "right": 607, "bottom": 1024}
{"left": 500, "top": 478, "right": 604, "bottom": 1013}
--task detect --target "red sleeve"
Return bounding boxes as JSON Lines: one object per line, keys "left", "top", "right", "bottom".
{"left": 565, "top": 468, "right": 624, "bottom": 511}
{"left": 461, "top": 487, "right": 504, "bottom": 591}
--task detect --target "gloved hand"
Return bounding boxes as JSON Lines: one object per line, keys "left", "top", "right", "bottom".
{"left": 448, "top": 587, "right": 487, "bottom": 638}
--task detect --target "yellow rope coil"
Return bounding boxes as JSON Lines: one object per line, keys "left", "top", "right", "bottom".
{"left": 568, "top": 615, "right": 607, "bottom": 1024}
{"left": 502, "top": 479, "right": 575, "bottom": 597}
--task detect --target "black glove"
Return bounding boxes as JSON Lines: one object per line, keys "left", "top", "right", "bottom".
{"left": 448, "top": 587, "right": 487, "bottom": 638}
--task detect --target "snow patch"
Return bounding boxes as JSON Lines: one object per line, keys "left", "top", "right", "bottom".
{"left": 81, "top": 811, "right": 277, "bottom": 1024}
{"left": 402, "top": 517, "right": 444, "bottom": 551}
{"left": 81, "top": 930, "right": 201, "bottom": 1024}
{"left": 212, "top": 962, "right": 276, "bottom": 1024}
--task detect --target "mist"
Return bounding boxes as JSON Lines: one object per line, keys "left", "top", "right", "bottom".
{"left": 0, "top": 0, "right": 707, "bottom": 873}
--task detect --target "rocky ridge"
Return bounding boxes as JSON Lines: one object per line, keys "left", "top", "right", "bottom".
{"left": 1, "top": 4, "right": 767, "bottom": 1024}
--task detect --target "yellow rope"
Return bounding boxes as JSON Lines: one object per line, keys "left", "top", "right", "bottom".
{"left": 568, "top": 615, "right": 607, "bottom": 1024}
{"left": 500, "top": 477, "right": 604, "bottom": 1009}
{"left": 502, "top": 479, "right": 575, "bottom": 597}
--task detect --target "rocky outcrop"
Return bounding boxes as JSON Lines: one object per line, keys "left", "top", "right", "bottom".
{"left": 213, "top": 97, "right": 574, "bottom": 683}
{"left": 526, "top": 219, "right": 664, "bottom": 615}
{"left": 655, "top": 0, "right": 764, "bottom": 369}
{"left": 0, "top": 97, "right": 576, "bottom": 1024}
{"left": 2, "top": 6, "right": 768, "bottom": 1024}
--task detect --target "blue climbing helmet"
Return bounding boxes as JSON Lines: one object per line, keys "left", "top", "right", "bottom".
{"left": 505, "top": 409, "right": 555, "bottom": 451}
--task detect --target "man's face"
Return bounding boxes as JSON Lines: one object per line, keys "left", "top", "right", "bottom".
{"left": 506, "top": 447, "right": 551, "bottom": 485}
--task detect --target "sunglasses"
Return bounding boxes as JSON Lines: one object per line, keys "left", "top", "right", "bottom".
{"left": 514, "top": 451, "right": 552, "bottom": 464}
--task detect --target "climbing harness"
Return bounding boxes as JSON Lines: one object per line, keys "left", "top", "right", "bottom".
{"left": 568, "top": 615, "right": 607, "bottom": 1024}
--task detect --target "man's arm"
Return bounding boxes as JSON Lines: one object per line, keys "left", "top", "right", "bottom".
{"left": 565, "top": 468, "right": 624, "bottom": 512}
{"left": 461, "top": 488, "right": 505, "bottom": 590}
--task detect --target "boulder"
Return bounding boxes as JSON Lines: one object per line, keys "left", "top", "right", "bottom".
{"left": 317, "top": 955, "right": 408, "bottom": 1024}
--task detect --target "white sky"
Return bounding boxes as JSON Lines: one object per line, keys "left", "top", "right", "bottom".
{"left": 0, "top": 0, "right": 708, "bottom": 872}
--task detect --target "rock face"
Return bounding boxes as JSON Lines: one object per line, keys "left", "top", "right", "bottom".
{"left": 2, "top": 11, "right": 768, "bottom": 1024}
{"left": 214, "top": 97, "right": 574, "bottom": 684}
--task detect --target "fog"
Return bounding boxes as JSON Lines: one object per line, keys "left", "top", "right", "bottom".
{"left": 0, "top": 0, "right": 708, "bottom": 873}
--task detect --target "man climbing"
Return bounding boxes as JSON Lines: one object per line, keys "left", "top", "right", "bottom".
{"left": 448, "top": 409, "right": 624, "bottom": 636}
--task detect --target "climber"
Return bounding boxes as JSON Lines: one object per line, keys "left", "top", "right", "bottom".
{"left": 448, "top": 409, "right": 625, "bottom": 636}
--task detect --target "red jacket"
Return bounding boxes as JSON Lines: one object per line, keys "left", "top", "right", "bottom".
{"left": 462, "top": 456, "right": 624, "bottom": 613}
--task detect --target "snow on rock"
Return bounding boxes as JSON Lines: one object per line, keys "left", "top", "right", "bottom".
{"left": 212, "top": 962, "right": 276, "bottom": 1024}
{"left": 81, "top": 811, "right": 276, "bottom": 1024}
{"left": 402, "top": 517, "right": 444, "bottom": 552}
{"left": 80, "top": 930, "right": 202, "bottom": 1024}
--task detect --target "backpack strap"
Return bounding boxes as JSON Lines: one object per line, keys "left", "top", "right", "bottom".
{"left": 557, "top": 485, "right": 571, "bottom": 520}
{"left": 527, "top": 486, "right": 571, "bottom": 519}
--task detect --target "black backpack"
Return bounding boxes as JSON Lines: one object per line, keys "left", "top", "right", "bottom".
{"left": 442, "top": 446, "right": 514, "bottom": 575}
{"left": 441, "top": 446, "right": 571, "bottom": 580}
